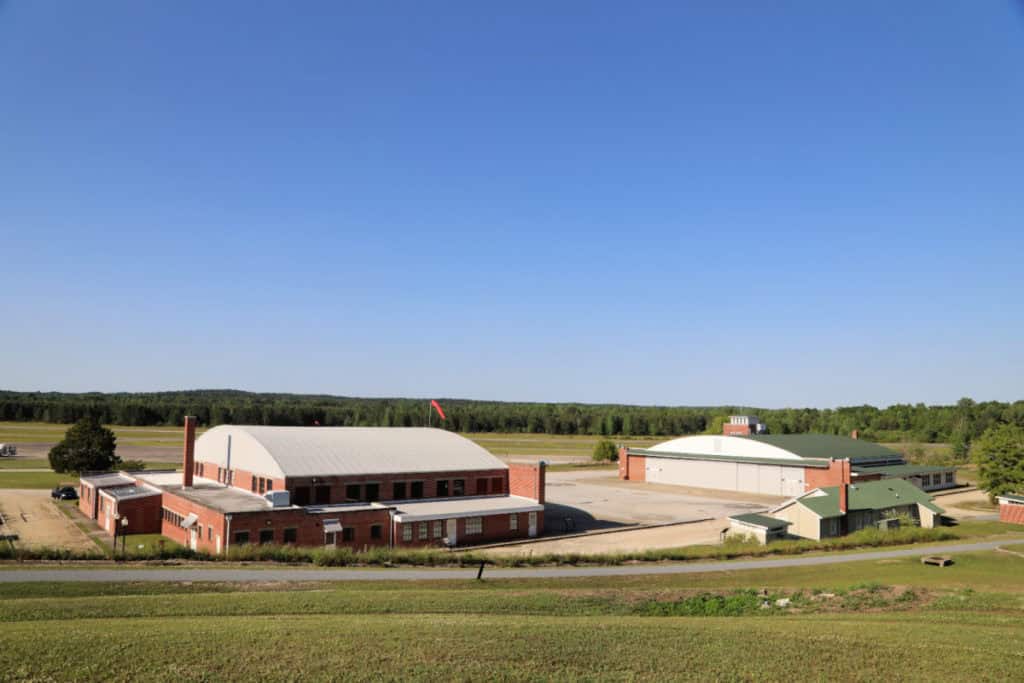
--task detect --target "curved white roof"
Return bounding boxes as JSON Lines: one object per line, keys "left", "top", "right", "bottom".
{"left": 194, "top": 426, "right": 507, "bottom": 479}
{"left": 647, "top": 435, "right": 804, "bottom": 461}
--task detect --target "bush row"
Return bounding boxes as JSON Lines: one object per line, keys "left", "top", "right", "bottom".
{"left": 0, "top": 525, "right": 959, "bottom": 567}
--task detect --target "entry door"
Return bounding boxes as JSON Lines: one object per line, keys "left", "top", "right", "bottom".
{"left": 446, "top": 519, "right": 457, "bottom": 546}
{"left": 189, "top": 528, "right": 198, "bottom": 551}
{"left": 528, "top": 512, "right": 538, "bottom": 538}
{"left": 215, "top": 535, "right": 221, "bottom": 554}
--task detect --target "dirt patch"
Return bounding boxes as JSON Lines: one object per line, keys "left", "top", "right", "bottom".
{"left": 484, "top": 518, "right": 728, "bottom": 556}
{"left": 0, "top": 490, "right": 98, "bottom": 552}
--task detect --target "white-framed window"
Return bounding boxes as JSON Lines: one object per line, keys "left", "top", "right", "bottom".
{"left": 509, "top": 513, "right": 518, "bottom": 531}
{"left": 432, "top": 520, "right": 443, "bottom": 538}
{"left": 418, "top": 522, "right": 428, "bottom": 540}
{"left": 402, "top": 524, "right": 413, "bottom": 542}
{"left": 465, "top": 517, "right": 483, "bottom": 535}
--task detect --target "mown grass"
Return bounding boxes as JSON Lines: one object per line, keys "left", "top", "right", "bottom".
{"left": 1, "top": 600, "right": 1022, "bottom": 681}
{"left": 0, "top": 421, "right": 202, "bottom": 447}
{"left": 0, "top": 458, "right": 177, "bottom": 471}
{"left": 0, "top": 470, "right": 77, "bottom": 488}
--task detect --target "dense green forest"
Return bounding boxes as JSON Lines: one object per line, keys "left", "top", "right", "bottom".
{"left": 1, "top": 390, "right": 1022, "bottom": 449}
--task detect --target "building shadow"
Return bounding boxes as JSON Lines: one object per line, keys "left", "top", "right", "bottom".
{"left": 542, "top": 502, "right": 632, "bottom": 535}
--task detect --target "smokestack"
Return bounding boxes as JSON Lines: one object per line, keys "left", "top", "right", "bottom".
{"left": 183, "top": 416, "right": 196, "bottom": 488}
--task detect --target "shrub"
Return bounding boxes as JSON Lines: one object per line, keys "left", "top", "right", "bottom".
{"left": 592, "top": 439, "right": 618, "bottom": 462}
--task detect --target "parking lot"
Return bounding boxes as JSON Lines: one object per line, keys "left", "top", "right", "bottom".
{"left": 544, "top": 469, "right": 784, "bottom": 530}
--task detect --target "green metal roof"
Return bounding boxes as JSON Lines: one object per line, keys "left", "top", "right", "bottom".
{"left": 740, "top": 434, "right": 902, "bottom": 464}
{"left": 729, "top": 513, "right": 790, "bottom": 530}
{"left": 793, "top": 478, "right": 945, "bottom": 519}
{"left": 998, "top": 494, "right": 1024, "bottom": 504}
{"left": 853, "top": 464, "right": 954, "bottom": 478}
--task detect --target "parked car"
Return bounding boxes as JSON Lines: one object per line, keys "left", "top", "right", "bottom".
{"left": 0, "top": 444, "right": 16, "bottom": 456}
{"left": 51, "top": 486, "right": 78, "bottom": 500}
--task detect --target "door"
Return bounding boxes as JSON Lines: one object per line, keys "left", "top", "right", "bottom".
{"left": 528, "top": 512, "right": 538, "bottom": 538}
{"left": 446, "top": 518, "right": 457, "bottom": 546}
{"left": 215, "top": 535, "right": 221, "bottom": 555}
{"left": 189, "top": 528, "right": 198, "bottom": 551}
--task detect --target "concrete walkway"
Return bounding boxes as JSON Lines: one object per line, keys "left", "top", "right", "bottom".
{"left": 0, "top": 540, "right": 1012, "bottom": 583}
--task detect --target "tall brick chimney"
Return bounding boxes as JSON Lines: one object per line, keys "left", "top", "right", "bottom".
{"left": 838, "top": 459, "right": 851, "bottom": 513}
{"left": 183, "top": 416, "right": 197, "bottom": 488}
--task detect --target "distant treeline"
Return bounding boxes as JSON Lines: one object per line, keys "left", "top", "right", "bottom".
{"left": 1, "top": 390, "right": 1022, "bottom": 447}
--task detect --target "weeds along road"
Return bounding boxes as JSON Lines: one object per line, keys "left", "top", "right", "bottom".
{"left": 0, "top": 540, "right": 1011, "bottom": 582}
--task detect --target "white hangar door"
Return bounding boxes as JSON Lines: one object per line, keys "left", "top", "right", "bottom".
{"left": 780, "top": 467, "right": 805, "bottom": 496}
{"left": 646, "top": 458, "right": 739, "bottom": 491}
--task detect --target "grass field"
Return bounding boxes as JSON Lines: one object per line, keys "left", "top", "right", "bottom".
{"left": 1, "top": 547, "right": 1022, "bottom": 681}
{"left": 0, "top": 470, "right": 78, "bottom": 489}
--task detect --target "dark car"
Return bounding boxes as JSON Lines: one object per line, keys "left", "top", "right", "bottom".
{"left": 51, "top": 486, "right": 78, "bottom": 500}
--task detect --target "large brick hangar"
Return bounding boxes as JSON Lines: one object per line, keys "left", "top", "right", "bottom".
{"left": 80, "top": 418, "right": 545, "bottom": 553}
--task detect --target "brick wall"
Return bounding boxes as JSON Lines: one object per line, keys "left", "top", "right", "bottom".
{"left": 508, "top": 462, "right": 545, "bottom": 503}
{"left": 78, "top": 482, "right": 98, "bottom": 519}
{"left": 1000, "top": 503, "right": 1024, "bottom": 525}
{"left": 620, "top": 454, "right": 646, "bottom": 482}
{"left": 722, "top": 424, "right": 753, "bottom": 436}
{"left": 804, "top": 459, "right": 852, "bottom": 492}
{"left": 111, "top": 494, "right": 163, "bottom": 535}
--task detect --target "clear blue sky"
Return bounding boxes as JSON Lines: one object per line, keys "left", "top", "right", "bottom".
{"left": 2, "top": 2, "right": 1022, "bottom": 408}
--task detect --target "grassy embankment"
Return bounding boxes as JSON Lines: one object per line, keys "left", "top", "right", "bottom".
{"left": 1, "top": 547, "right": 1022, "bottom": 681}
{"left": 2, "top": 520, "right": 1019, "bottom": 566}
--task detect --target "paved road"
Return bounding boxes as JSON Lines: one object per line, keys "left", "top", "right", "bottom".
{"left": 0, "top": 540, "right": 1011, "bottom": 583}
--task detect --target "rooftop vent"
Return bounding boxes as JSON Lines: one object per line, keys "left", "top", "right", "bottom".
{"left": 264, "top": 490, "right": 291, "bottom": 508}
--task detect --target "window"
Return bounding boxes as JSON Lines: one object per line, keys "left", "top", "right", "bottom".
{"left": 402, "top": 524, "right": 413, "bottom": 542}
{"left": 465, "top": 517, "right": 482, "bottom": 535}
{"left": 509, "top": 514, "right": 518, "bottom": 531}
{"left": 945, "top": 472, "right": 954, "bottom": 484}
{"left": 418, "top": 522, "right": 428, "bottom": 540}
{"left": 345, "top": 484, "right": 361, "bottom": 501}
{"left": 234, "top": 531, "right": 250, "bottom": 545}
{"left": 365, "top": 483, "right": 380, "bottom": 502}
{"left": 314, "top": 485, "right": 331, "bottom": 505}
{"left": 259, "top": 529, "right": 273, "bottom": 545}
{"left": 266, "top": 480, "right": 273, "bottom": 491}
{"left": 436, "top": 480, "right": 449, "bottom": 496}
{"left": 258, "top": 478, "right": 266, "bottom": 494}
{"left": 491, "top": 477, "right": 504, "bottom": 494}
{"left": 392, "top": 482, "right": 407, "bottom": 500}
{"left": 283, "top": 528, "right": 297, "bottom": 544}
{"left": 293, "top": 486, "right": 310, "bottom": 506}
{"left": 453, "top": 479, "right": 465, "bottom": 497}
{"left": 476, "top": 479, "right": 489, "bottom": 495}
{"left": 432, "top": 521, "right": 443, "bottom": 539}
{"left": 342, "top": 527, "right": 355, "bottom": 542}
{"left": 251, "top": 476, "right": 257, "bottom": 493}
{"left": 370, "top": 524, "right": 382, "bottom": 539}
{"left": 324, "top": 532, "right": 336, "bottom": 546}
{"left": 207, "top": 525, "right": 213, "bottom": 541}
{"left": 410, "top": 481, "right": 424, "bottom": 498}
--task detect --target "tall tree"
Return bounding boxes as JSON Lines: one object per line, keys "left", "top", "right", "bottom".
{"left": 972, "top": 423, "right": 1024, "bottom": 502}
{"left": 48, "top": 417, "right": 120, "bottom": 473}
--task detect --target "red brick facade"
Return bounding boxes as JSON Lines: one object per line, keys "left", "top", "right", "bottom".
{"left": 508, "top": 462, "right": 545, "bottom": 503}
{"left": 722, "top": 424, "right": 754, "bottom": 436}
{"left": 1000, "top": 501, "right": 1024, "bottom": 525}
{"left": 618, "top": 452, "right": 646, "bottom": 482}
{"left": 100, "top": 492, "right": 162, "bottom": 535}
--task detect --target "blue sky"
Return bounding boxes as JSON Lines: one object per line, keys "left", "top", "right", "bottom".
{"left": 2, "top": 2, "right": 1022, "bottom": 408}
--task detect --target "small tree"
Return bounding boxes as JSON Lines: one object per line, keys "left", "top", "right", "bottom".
{"left": 592, "top": 439, "right": 618, "bottom": 462}
{"left": 48, "top": 417, "right": 120, "bottom": 474}
{"left": 972, "top": 423, "right": 1024, "bottom": 501}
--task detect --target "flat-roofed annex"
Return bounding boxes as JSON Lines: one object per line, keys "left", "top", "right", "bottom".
{"left": 195, "top": 426, "right": 508, "bottom": 479}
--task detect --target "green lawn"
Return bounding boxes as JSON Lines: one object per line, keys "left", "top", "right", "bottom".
{"left": 0, "top": 458, "right": 178, "bottom": 471}
{"left": 0, "top": 470, "right": 77, "bottom": 489}
{"left": 1, "top": 547, "right": 1023, "bottom": 681}
{"left": 0, "top": 421, "right": 203, "bottom": 448}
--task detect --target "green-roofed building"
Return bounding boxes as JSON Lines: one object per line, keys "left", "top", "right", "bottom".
{"left": 769, "top": 478, "right": 945, "bottom": 541}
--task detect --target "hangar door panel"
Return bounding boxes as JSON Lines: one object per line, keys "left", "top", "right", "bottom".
{"left": 736, "top": 464, "right": 760, "bottom": 492}
{"left": 780, "top": 467, "right": 805, "bottom": 496}
{"left": 647, "top": 458, "right": 738, "bottom": 491}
